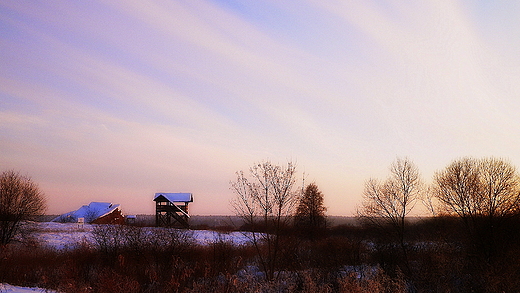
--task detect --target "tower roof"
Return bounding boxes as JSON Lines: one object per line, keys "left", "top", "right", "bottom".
{"left": 154, "top": 192, "right": 193, "bottom": 203}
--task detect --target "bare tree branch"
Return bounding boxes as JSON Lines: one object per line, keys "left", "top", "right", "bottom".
{"left": 230, "top": 160, "right": 298, "bottom": 280}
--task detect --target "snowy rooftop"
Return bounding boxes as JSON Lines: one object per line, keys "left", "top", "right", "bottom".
{"left": 52, "top": 202, "right": 121, "bottom": 223}
{"left": 154, "top": 193, "right": 193, "bottom": 203}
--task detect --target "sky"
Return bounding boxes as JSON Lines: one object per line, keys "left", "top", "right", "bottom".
{"left": 2, "top": 1, "right": 520, "bottom": 216}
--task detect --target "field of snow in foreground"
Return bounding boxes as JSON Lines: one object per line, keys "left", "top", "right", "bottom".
{"left": 0, "top": 283, "right": 58, "bottom": 293}
{"left": 3, "top": 223, "right": 259, "bottom": 292}
{"left": 30, "top": 222, "right": 257, "bottom": 250}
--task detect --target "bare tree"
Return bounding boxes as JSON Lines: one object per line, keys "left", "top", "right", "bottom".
{"left": 0, "top": 170, "right": 46, "bottom": 245}
{"left": 230, "top": 160, "right": 298, "bottom": 280}
{"left": 432, "top": 157, "right": 481, "bottom": 221}
{"left": 294, "top": 183, "right": 327, "bottom": 239}
{"left": 359, "top": 158, "right": 421, "bottom": 236}
{"left": 478, "top": 157, "right": 520, "bottom": 218}
{"left": 358, "top": 158, "right": 421, "bottom": 273}
{"left": 432, "top": 157, "right": 520, "bottom": 258}
{"left": 432, "top": 157, "right": 520, "bottom": 222}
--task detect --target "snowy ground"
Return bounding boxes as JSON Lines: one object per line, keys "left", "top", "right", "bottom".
{"left": 28, "top": 222, "right": 257, "bottom": 250}
{"left": 0, "top": 283, "right": 58, "bottom": 293}
{"left": 3, "top": 222, "right": 259, "bottom": 292}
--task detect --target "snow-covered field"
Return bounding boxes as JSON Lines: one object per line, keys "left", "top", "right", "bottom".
{"left": 0, "top": 283, "right": 58, "bottom": 293}
{"left": 29, "top": 222, "right": 256, "bottom": 250}
{"left": 3, "top": 222, "right": 259, "bottom": 292}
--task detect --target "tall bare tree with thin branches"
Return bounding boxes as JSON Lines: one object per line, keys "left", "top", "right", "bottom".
{"left": 358, "top": 158, "right": 421, "bottom": 274}
{"left": 231, "top": 160, "right": 298, "bottom": 280}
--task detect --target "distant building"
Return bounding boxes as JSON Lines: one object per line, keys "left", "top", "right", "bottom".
{"left": 154, "top": 193, "right": 193, "bottom": 228}
{"left": 125, "top": 215, "right": 137, "bottom": 225}
{"left": 52, "top": 202, "right": 124, "bottom": 224}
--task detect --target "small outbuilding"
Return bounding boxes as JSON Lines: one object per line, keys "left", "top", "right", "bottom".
{"left": 154, "top": 193, "right": 193, "bottom": 228}
{"left": 125, "top": 215, "right": 137, "bottom": 225}
{"left": 52, "top": 202, "right": 124, "bottom": 224}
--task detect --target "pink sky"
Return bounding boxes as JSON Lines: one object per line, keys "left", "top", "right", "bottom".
{"left": 2, "top": 1, "right": 520, "bottom": 215}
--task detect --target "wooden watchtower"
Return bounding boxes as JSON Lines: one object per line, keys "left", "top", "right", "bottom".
{"left": 154, "top": 193, "right": 193, "bottom": 228}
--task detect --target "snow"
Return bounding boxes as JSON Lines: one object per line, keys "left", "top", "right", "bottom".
{"left": 187, "top": 229, "right": 255, "bottom": 245}
{"left": 30, "top": 222, "right": 258, "bottom": 250}
{"left": 32, "top": 222, "right": 93, "bottom": 250}
{"left": 51, "top": 202, "right": 120, "bottom": 223}
{"left": 4, "top": 222, "right": 259, "bottom": 292}
{"left": 154, "top": 193, "right": 193, "bottom": 202}
{"left": 0, "top": 283, "right": 58, "bottom": 293}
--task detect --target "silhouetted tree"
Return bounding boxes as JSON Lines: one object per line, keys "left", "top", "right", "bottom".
{"left": 358, "top": 157, "right": 421, "bottom": 275}
{"left": 0, "top": 170, "right": 46, "bottom": 245}
{"left": 230, "top": 160, "right": 298, "bottom": 280}
{"left": 294, "top": 183, "right": 327, "bottom": 239}
{"left": 432, "top": 157, "right": 520, "bottom": 259}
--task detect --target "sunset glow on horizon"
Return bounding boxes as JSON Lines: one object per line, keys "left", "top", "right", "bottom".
{"left": 2, "top": 1, "right": 520, "bottom": 216}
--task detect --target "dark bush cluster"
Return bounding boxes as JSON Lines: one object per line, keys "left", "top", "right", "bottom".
{"left": 1, "top": 216, "right": 520, "bottom": 292}
{"left": 0, "top": 225, "right": 247, "bottom": 293}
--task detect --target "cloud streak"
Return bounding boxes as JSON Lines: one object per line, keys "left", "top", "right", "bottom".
{"left": 1, "top": 0, "right": 520, "bottom": 215}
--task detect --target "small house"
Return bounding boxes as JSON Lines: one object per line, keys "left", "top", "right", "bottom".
{"left": 125, "top": 215, "right": 137, "bottom": 225}
{"left": 154, "top": 193, "right": 193, "bottom": 227}
{"left": 52, "top": 202, "right": 124, "bottom": 224}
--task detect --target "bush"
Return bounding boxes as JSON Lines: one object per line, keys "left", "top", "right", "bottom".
{"left": 0, "top": 170, "right": 46, "bottom": 245}
{"left": 2, "top": 219, "right": 520, "bottom": 292}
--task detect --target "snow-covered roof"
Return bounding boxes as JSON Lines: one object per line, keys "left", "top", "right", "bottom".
{"left": 154, "top": 193, "right": 193, "bottom": 203}
{"left": 52, "top": 202, "right": 121, "bottom": 223}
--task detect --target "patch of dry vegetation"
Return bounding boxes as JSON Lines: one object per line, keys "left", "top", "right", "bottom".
{"left": 1, "top": 218, "right": 520, "bottom": 292}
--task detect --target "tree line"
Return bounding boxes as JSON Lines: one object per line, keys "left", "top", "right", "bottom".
{"left": 2, "top": 157, "right": 520, "bottom": 291}
{"left": 230, "top": 157, "right": 520, "bottom": 291}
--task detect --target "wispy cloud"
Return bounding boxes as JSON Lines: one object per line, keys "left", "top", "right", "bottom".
{"left": 2, "top": 0, "right": 520, "bottom": 215}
